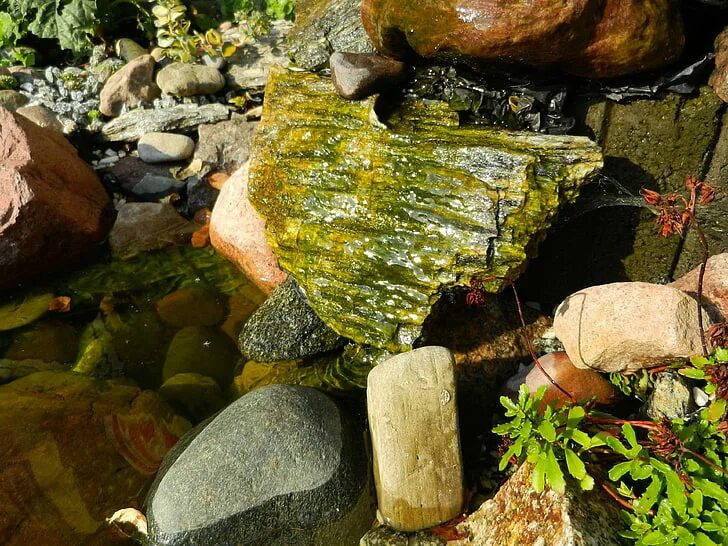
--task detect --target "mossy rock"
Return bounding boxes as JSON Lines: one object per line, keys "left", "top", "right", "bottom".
{"left": 156, "top": 287, "right": 226, "bottom": 328}
{"left": 4, "top": 320, "right": 79, "bottom": 363}
{"left": 0, "top": 292, "right": 53, "bottom": 332}
{"left": 248, "top": 67, "right": 602, "bottom": 351}
{"left": 163, "top": 326, "right": 239, "bottom": 389}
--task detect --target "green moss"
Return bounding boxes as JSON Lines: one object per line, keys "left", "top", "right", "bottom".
{"left": 248, "top": 67, "right": 602, "bottom": 351}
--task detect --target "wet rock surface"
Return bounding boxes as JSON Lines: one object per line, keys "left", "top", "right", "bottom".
{"left": 239, "top": 277, "right": 344, "bottom": 362}
{"left": 145, "top": 384, "right": 375, "bottom": 546}
{"left": 0, "top": 109, "right": 112, "bottom": 289}
{"left": 209, "top": 163, "right": 287, "bottom": 294}
{"left": 504, "top": 351, "right": 620, "bottom": 409}
{"left": 248, "top": 67, "right": 602, "bottom": 351}
{"left": 330, "top": 52, "right": 408, "bottom": 100}
{"left": 288, "top": 0, "right": 374, "bottom": 70}
{"left": 0, "top": 371, "right": 190, "bottom": 546}
{"left": 109, "top": 202, "right": 194, "bottom": 259}
{"left": 362, "top": 0, "right": 684, "bottom": 78}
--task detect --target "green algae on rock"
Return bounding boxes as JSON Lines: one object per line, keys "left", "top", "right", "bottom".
{"left": 248, "top": 67, "right": 603, "bottom": 351}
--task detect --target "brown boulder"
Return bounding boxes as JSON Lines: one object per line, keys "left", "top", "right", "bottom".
{"left": 99, "top": 55, "right": 161, "bottom": 118}
{"left": 0, "top": 371, "right": 191, "bottom": 546}
{"left": 504, "top": 351, "right": 620, "bottom": 409}
{"left": 0, "top": 109, "right": 112, "bottom": 290}
{"left": 710, "top": 27, "right": 728, "bottom": 103}
{"left": 209, "top": 163, "right": 287, "bottom": 295}
{"left": 361, "top": 0, "right": 684, "bottom": 78}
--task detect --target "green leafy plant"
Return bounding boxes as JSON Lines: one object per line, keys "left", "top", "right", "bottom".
{"left": 152, "top": 0, "right": 236, "bottom": 62}
{"left": 0, "top": 73, "right": 18, "bottom": 89}
{"left": 493, "top": 385, "right": 600, "bottom": 493}
{"left": 0, "top": 0, "right": 151, "bottom": 58}
{"left": 494, "top": 363, "right": 728, "bottom": 545}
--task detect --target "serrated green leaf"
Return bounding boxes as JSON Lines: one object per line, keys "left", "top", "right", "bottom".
{"left": 715, "top": 347, "right": 728, "bottom": 363}
{"left": 566, "top": 428, "right": 596, "bottom": 449}
{"left": 664, "top": 469, "right": 687, "bottom": 516}
{"left": 690, "top": 355, "right": 711, "bottom": 368}
{"left": 642, "top": 530, "right": 671, "bottom": 545}
{"left": 566, "top": 405, "right": 585, "bottom": 427}
{"left": 694, "top": 478, "right": 728, "bottom": 505}
{"left": 564, "top": 447, "right": 586, "bottom": 480}
{"left": 579, "top": 474, "right": 594, "bottom": 491}
{"left": 532, "top": 459, "right": 546, "bottom": 492}
{"left": 630, "top": 459, "right": 653, "bottom": 481}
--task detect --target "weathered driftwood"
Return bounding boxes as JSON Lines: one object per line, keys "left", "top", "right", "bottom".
{"left": 249, "top": 66, "right": 602, "bottom": 350}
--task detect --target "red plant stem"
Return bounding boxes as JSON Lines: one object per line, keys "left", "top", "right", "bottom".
{"left": 600, "top": 482, "right": 636, "bottom": 512}
{"left": 476, "top": 276, "right": 578, "bottom": 404}
{"left": 693, "top": 221, "right": 710, "bottom": 357}
{"left": 585, "top": 415, "right": 659, "bottom": 430}
{"left": 682, "top": 447, "right": 728, "bottom": 476}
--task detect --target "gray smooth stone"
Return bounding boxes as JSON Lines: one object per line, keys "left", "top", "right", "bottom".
{"left": 146, "top": 384, "right": 375, "bottom": 545}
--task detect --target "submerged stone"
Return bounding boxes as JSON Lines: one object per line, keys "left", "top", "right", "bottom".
{"left": 248, "top": 67, "right": 602, "bottom": 351}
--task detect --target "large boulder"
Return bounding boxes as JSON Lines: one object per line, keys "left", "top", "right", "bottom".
{"left": 0, "top": 371, "right": 190, "bottom": 546}
{"left": 145, "top": 384, "right": 375, "bottom": 545}
{"left": 670, "top": 253, "right": 728, "bottom": 323}
{"left": 553, "top": 282, "right": 710, "bottom": 372}
{"left": 0, "top": 108, "right": 112, "bottom": 290}
{"left": 361, "top": 0, "right": 684, "bottom": 79}
{"left": 248, "top": 67, "right": 602, "bottom": 351}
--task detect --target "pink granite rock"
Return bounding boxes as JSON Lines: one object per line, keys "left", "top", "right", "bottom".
{"left": 670, "top": 253, "right": 728, "bottom": 323}
{"left": 553, "top": 282, "right": 710, "bottom": 372}
{"left": 0, "top": 108, "right": 112, "bottom": 290}
{"left": 209, "top": 163, "right": 287, "bottom": 294}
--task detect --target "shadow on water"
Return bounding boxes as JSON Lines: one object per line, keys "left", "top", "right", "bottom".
{"left": 518, "top": 158, "right": 656, "bottom": 312}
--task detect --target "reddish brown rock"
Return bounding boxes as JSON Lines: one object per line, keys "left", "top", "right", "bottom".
{"left": 554, "top": 282, "right": 710, "bottom": 372}
{"left": 0, "top": 108, "right": 112, "bottom": 290}
{"left": 710, "top": 28, "right": 728, "bottom": 103}
{"left": 670, "top": 253, "right": 728, "bottom": 323}
{"left": 329, "top": 52, "right": 408, "bottom": 100}
{"left": 0, "top": 371, "right": 190, "bottom": 546}
{"left": 505, "top": 352, "right": 619, "bottom": 409}
{"left": 361, "top": 0, "right": 684, "bottom": 79}
{"left": 99, "top": 55, "right": 161, "bottom": 117}
{"left": 209, "top": 163, "right": 287, "bottom": 295}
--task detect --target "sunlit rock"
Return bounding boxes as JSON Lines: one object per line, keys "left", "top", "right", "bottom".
{"left": 248, "top": 67, "right": 602, "bottom": 351}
